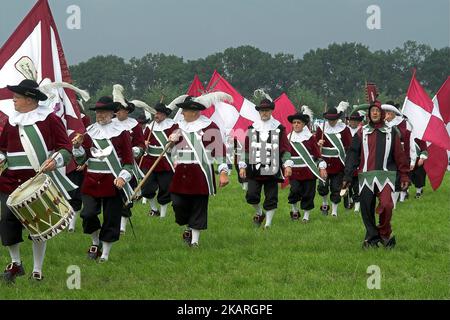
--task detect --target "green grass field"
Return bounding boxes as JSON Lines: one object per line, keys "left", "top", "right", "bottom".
{"left": 0, "top": 173, "right": 449, "bottom": 300}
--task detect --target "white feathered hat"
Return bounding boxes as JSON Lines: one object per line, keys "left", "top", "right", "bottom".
{"left": 175, "top": 92, "right": 233, "bottom": 110}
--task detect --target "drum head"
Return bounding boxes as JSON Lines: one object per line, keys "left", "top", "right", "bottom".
{"left": 7, "top": 174, "right": 48, "bottom": 206}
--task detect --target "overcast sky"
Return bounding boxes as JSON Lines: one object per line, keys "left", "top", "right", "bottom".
{"left": 1, "top": 0, "right": 449, "bottom": 65}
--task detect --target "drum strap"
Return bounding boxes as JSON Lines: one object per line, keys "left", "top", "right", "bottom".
{"left": 19, "top": 125, "right": 78, "bottom": 199}
{"left": 92, "top": 139, "right": 134, "bottom": 202}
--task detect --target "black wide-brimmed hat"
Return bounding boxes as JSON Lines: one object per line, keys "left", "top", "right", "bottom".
{"left": 347, "top": 112, "right": 365, "bottom": 122}
{"left": 323, "top": 107, "right": 342, "bottom": 120}
{"left": 7, "top": 79, "right": 48, "bottom": 101}
{"left": 154, "top": 102, "right": 172, "bottom": 115}
{"left": 116, "top": 100, "right": 135, "bottom": 113}
{"left": 288, "top": 112, "right": 310, "bottom": 125}
{"left": 255, "top": 98, "right": 275, "bottom": 111}
{"left": 176, "top": 96, "right": 206, "bottom": 111}
{"left": 89, "top": 96, "right": 120, "bottom": 112}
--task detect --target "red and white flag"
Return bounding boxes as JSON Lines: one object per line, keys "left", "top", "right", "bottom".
{"left": 273, "top": 93, "right": 297, "bottom": 135}
{"left": 424, "top": 76, "right": 450, "bottom": 190}
{"left": 402, "top": 72, "right": 450, "bottom": 150}
{"left": 205, "top": 70, "right": 259, "bottom": 142}
{"left": 187, "top": 74, "right": 205, "bottom": 97}
{"left": 0, "top": 0, "right": 85, "bottom": 135}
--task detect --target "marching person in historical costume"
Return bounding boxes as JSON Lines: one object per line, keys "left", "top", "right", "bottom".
{"left": 343, "top": 101, "right": 410, "bottom": 248}
{"left": 0, "top": 80, "right": 75, "bottom": 281}
{"left": 168, "top": 92, "right": 231, "bottom": 247}
{"left": 111, "top": 85, "right": 146, "bottom": 234}
{"left": 410, "top": 137, "right": 428, "bottom": 199}
{"left": 68, "top": 100, "right": 91, "bottom": 232}
{"left": 73, "top": 96, "right": 134, "bottom": 262}
{"left": 315, "top": 102, "right": 352, "bottom": 217}
{"left": 383, "top": 101, "right": 414, "bottom": 204}
{"left": 239, "top": 90, "right": 292, "bottom": 229}
{"left": 286, "top": 106, "right": 327, "bottom": 223}
{"left": 140, "top": 99, "right": 178, "bottom": 218}
{"left": 343, "top": 107, "right": 365, "bottom": 213}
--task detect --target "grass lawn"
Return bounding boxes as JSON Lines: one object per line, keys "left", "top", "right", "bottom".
{"left": 0, "top": 173, "right": 449, "bottom": 300}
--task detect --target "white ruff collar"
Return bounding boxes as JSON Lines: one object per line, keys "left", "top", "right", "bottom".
{"left": 288, "top": 127, "right": 312, "bottom": 142}
{"left": 252, "top": 117, "right": 280, "bottom": 131}
{"left": 8, "top": 105, "right": 53, "bottom": 126}
{"left": 148, "top": 118, "right": 175, "bottom": 132}
{"left": 87, "top": 121, "right": 125, "bottom": 140}
{"left": 324, "top": 120, "right": 346, "bottom": 134}
{"left": 178, "top": 115, "right": 212, "bottom": 133}
{"left": 386, "top": 116, "right": 403, "bottom": 128}
{"left": 348, "top": 126, "right": 359, "bottom": 137}
{"left": 112, "top": 117, "right": 138, "bottom": 131}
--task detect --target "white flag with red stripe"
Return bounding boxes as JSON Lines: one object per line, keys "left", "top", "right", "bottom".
{"left": 402, "top": 72, "right": 450, "bottom": 150}
{"left": 0, "top": 0, "right": 85, "bottom": 136}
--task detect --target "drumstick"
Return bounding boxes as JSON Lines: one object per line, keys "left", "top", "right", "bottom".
{"left": 25, "top": 152, "right": 61, "bottom": 188}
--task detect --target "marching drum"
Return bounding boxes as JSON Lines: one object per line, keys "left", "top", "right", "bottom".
{"left": 6, "top": 174, "right": 74, "bottom": 242}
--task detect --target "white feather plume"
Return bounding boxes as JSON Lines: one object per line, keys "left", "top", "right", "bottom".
{"left": 193, "top": 92, "right": 233, "bottom": 109}
{"left": 77, "top": 99, "right": 85, "bottom": 112}
{"left": 39, "top": 82, "right": 90, "bottom": 101}
{"left": 144, "top": 110, "right": 153, "bottom": 121}
{"left": 15, "top": 57, "right": 37, "bottom": 81}
{"left": 301, "top": 105, "right": 314, "bottom": 120}
{"left": 253, "top": 88, "right": 272, "bottom": 102}
{"left": 336, "top": 101, "right": 350, "bottom": 113}
{"left": 130, "top": 99, "right": 156, "bottom": 115}
{"left": 167, "top": 94, "right": 189, "bottom": 111}
{"left": 112, "top": 84, "right": 127, "bottom": 107}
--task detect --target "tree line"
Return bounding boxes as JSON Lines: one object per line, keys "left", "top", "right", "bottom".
{"left": 70, "top": 40, "right": 449, "bottom": 119}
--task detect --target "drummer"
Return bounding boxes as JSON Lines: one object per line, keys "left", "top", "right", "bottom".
{"left": 0, "top": 79, "right": 74, "bottom": 282}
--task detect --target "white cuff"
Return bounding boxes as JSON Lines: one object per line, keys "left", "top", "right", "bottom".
{"left": 238, "top": 161, "right": 247, "bottom": 169}
{"left": 283, "top": 160, "right": 294, "bottom": 168}
{"left": 318, "top": 161, "right": 327, "bottom": 169}
{"left": 72, "top": 146, "right": 86, "bottom": 158}
{"left": 419, "top": 154, "right": 428, "bottom": 160}
{"left": 0, "top": 152, "right": 5, "bottom": 162}
{"left": 218, "top": 163, "right": 229, "bottom": 174}
{"left": 118, "top": 169, "right": 132, "bottom": 183}
{"left": 54, "top": 152, "right": 64, "bottom": 168}
{"left": 132, "top": 146, "right": 141, "bottom": 158}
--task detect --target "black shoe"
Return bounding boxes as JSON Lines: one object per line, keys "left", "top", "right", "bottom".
{"left": 149, "top": 209, "right": 160, "bottom": 217}
{"left": 182, "top": 229, "right": 192, "bottom": 244}
{"left": 415, "top": 192, "right": 422, "bottom": 199}
{"left": 253, "top": 213, "right": 265, "bottom": 227}
{"left": 404, "top": 192, "right": 409, "bottom": 200}
{"left": 189, "top": 242, "right": 199, "bottom": 248}
{"left": 87, "top": 245, "right": 102, "bottom": 260}
{"left": 382, "top": 236, "right": 396, "bottom": 249}
{"left": 29, "top": 271, "right": 44, "bottom": 281}
{"left": 2, "top": 262, "right": 25, "bottom": 283}
{"left": 290, "top": 211, "right": 300, "bottom": 221}
{"left": 362, "top": 238, "right": 381, "bottom": 249}
{"left": 320, "top": 205, "right": 329, "bottom": 216}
